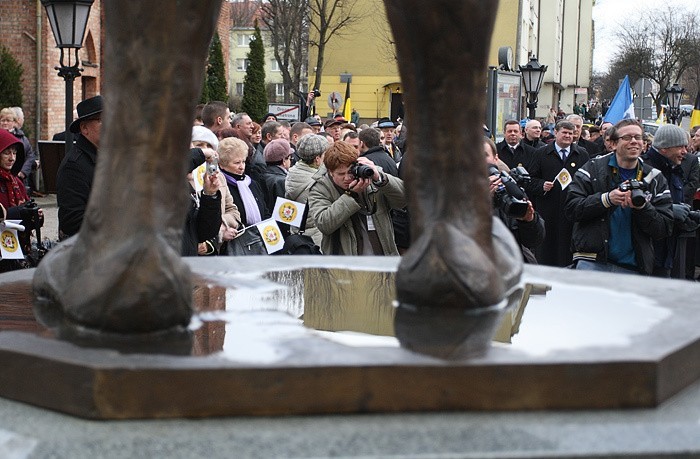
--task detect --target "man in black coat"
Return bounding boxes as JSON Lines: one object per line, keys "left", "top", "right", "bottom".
{"left": 523, "top": 119, "right": 546, "bottom": 149}
{"left": 567, "top": 114, "right": 601, "bottom": 157}
{"left": 56, "top": 95, "right": 103, "bottom": 239}
{"left": 358, "top": 128, "right": 399, "bottom": 176}
{"left": 528, "top": 120, "right": 590, "bottom": 267}
{"left": 496, "top": 119, "right": 536, "bottom": 170}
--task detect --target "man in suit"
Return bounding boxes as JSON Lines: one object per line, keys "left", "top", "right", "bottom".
{"left": 496, "top": 119, "right": 536, "bottom": 170}
{"left": 528, "top": 120, "right": 590, "bottom": 267}
{"left": 567, "top": 114, "right": 600, "bottom": 157}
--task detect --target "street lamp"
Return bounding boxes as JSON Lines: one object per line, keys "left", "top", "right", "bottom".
{"left": 41, "top": 0, "right": 94, "bottom": 152}
{"left": 666, "top": 83, "right": 684, "bottom": 125}
{"left": 519, "top": 56, "right": 548, "bottom": 120}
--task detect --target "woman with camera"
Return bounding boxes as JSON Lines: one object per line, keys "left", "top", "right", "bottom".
{"left": 308, "top": 140, "right": 405, "bottom": 255}
{"left": 0, "top": 129, "right": 43, "bottom": 272}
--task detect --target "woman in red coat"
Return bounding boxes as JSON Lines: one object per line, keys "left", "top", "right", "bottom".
{"left": 0, "top": 129, "right": 36, "bottom": 272}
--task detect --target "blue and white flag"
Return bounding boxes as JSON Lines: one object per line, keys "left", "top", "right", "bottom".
{"left": 603, "top": 75, "right": 635, "bottom": 124}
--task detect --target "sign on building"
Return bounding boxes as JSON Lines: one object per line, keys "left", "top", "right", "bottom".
{"left": 268, "top": 104, "right": 301, "bottom": 121}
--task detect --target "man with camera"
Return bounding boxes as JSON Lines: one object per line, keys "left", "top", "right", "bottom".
{"left": 308, "top": 140, "right": 406, "bottom": 255}
{"left": 565, "top": 119, "right": 673, "bottom": 274}
{"left": 484, "top": 138, "right": 544, "bottom": 263}
{"left": 641, "top": 124, "right": 700, "bottom": 277}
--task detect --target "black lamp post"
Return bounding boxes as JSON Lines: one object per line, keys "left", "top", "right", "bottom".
{"left": 666, "top": 83, "right": 684, "bottom": 125}
{"left": 519, "top": 56, "right": 548, "bottom": 120}
{"left": 41, "top": 0, "right": 94, "bottom": 153}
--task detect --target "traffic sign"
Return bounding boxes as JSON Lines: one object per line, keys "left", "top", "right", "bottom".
{"left": 328, "top": 92, "right": 342, "bottom": 111}
{"left": 268, "top": 104, "right": 300, "bottom": 121}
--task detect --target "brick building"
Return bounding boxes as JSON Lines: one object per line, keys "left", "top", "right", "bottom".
{"left": 0, "top": 1, "right": 232, "bottom": 144}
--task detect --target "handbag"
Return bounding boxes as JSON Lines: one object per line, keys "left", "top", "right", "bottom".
{"left": 222, "top": 226, "right": 267, "bottom": 255}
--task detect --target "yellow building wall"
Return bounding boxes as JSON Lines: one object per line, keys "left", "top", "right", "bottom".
{"left": 308, "top": 0, "right": 522, "bottom": 123}
{"left": 308, "top": 0, "right": 399, "bottom": 123}
{"left": 489, "top": 0, "right": 520, "bottom": 67}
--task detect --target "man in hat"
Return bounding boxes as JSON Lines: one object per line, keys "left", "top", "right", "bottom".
{"left": 56, "top": 95, "right": 103, "bottom": 239}
{"left": 377, "top": 117, "right": 402, "bottom": 163}
{"left": 304, "top": 117, "right": 322, "bottom": 134}
{"left": 323, "top": 119, "right": 343, "bottom": 142}
{"left": 642, "top": 123, "right": 699, "bottom": 277}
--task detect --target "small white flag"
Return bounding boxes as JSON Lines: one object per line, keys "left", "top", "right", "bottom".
{"left": 272, "top": 197, "right": 306, "bottom": 227}
{"left": 555, "top": 168, "right": 572, "bottom": 190}
{"left": 192, "top": 162, "right": 207, "bottom": 194}
{"left": 0, "top": 221, "right": 24, "bottom": 260}
{"left": 255, "top": 219, "right": 285, "bottom": 254}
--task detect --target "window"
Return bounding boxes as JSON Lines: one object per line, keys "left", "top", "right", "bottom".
{"left": 236, "top": 83, "right": 245, "bottom": 96}
{"left": 236, "top": 59, "right": 249, "bottom": 72}
{"left": 270, "top": 59, "right": 280, "bottom": 72}
{"left": 275, "top": 84, "right": 285, "bottom": 97}
{"left": 237, "top": 34, "right": 252, "bottom": 47}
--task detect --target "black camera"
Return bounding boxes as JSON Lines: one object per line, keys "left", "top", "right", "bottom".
{"left": 312, "top": 88, "right": 321, "bottom": 98}
{"left": 20, "top": 199, "right": 43, "bottom": 231}
{"left": 488, "top": 165, "right": 530, "bottom": 219}
{"left": 618, "top": 179, "right": 647, "bottom": 207}
{"left": 351, "top": 162, "right": 374, "bottom": 180}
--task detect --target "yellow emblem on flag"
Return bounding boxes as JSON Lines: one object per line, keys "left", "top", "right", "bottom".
{"left": 262, "top": 225, "right": 282, "bottom": 246}
{"left": 1, "top": 230, "right": 19, "bottom": 253}
{"left": 278, "top": 202, "right": 298, "bottom": 223}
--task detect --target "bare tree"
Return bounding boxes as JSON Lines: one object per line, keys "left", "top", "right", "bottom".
{"left": 258, "top": 0, "right": 308, "bottom": 103}
{"left": 610, "top": 6, "right": 700, "bottom": 113}
{"left": 230, "top": 0, "right": 259, "bottom": 27}
{"left": 308, "top": 0, "right": 362, "bottom": 90}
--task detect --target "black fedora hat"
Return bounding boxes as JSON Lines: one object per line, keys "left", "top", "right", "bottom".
{"left": 69, "top": 95, "right": 103, "bottom": 133}
{"left": 377, "top": 117, "right": 395, "bottom": 129}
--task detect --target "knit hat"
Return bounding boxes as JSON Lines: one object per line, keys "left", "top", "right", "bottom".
{"left": 296, "top": 134, "right": 327, "bottom": 162}
{"left": 191, "top": 125, "right": 219, "bottom": 150}
{"left": 264, "top": 139, "right": 291, "bottom": 163}
{"left": 652, "top": 124, "right": 688, "bottom": 149}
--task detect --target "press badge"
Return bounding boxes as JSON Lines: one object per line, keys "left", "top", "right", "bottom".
{"left": 367, "top": 215, "right": 376, "bottom": 231}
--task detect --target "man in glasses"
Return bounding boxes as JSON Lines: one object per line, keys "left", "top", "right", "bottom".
{"left": 565, "top": 119, "right": 674, "bottom": 274}
{"left": 56, "top": 95, "right": 103, "bottom": 240}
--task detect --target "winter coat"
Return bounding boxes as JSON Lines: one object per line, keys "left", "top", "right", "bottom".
{"left": 309, "top": 170, "right": 406, "bottom": 255}
{"left": 528, "top": 142, "right": 590, "bottom": 266}
{"left": 285, "top": 161, "right": 324, "bottom": 248}
{"left": 56, "top": 134, "right": 98, "bottom": 237}
{"left": 564, "top": 153, "right": 673, "bottom": 274}
{"left": 182, "top": 188, "right": 222, "bottom": 256}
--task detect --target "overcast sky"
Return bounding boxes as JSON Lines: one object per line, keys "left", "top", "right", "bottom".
{"left": 592, "top": 0, "right": 700, "bottom": 73}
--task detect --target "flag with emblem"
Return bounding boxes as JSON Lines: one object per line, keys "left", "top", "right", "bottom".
{"left": 256, "top": 219, "right": 285, "bottom": 254}
{"left": 0, "top": 221, "right": 25, "bottom": 259}
{"left": 272, "top": 197, "right": 306, "bottom": 228}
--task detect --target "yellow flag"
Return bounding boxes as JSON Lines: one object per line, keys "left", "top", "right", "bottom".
{"left": 655, "top": 106, "right": 665, "bottom": 125}
{"left": 342, "top": 80, "right": 352, "bottom": 122}
{"left": 690, "top": 92, "right": 700, "bottom": 128}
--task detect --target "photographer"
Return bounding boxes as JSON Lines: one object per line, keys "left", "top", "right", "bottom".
{"left": 564, "top": 119, "right": 673, "bottom": 274}
{"left": 308, "top": 140, "right": 406, "bottom": 255}
{"left": 484, "top": 138, "right": 544, "bottom": 263}
{"left": 0, "top": 129, "right": 44, "bottom": 272}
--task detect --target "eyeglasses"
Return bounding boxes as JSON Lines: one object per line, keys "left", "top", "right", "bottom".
{"left": 617, "top": 134, "right": 643, "bottom": 142}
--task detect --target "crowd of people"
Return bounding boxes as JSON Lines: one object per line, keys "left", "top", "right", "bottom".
{"left": 1, "top": 97, "right": 699, "bottom": 280}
